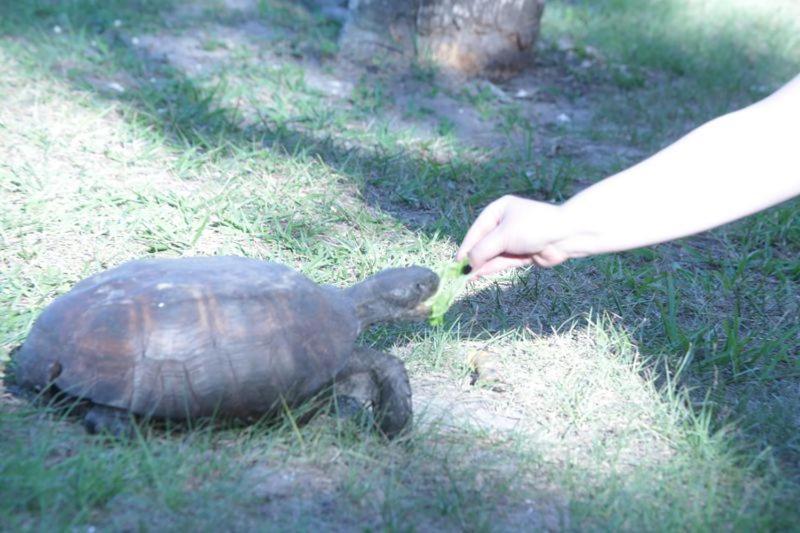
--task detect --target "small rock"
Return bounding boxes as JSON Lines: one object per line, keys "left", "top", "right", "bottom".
{"left": 131, "top": 36, "right": 140, "bottom": 46}
{"left": 304, "top": 72, "right": 354, "bottom": 99}
{"left": 107, "top": 82, "right": 125, "bottom": 93}
{"left": 514, "top": 88, "right": 536, "bottom": 99}
{"left": 113, "top": 19, "right": 122, "bottom": 28}
{"left": 52, "top": 25, "right": 62, "bottom": 34}
{"left": 556, "top": 113, "right": 571, "bottom": 124}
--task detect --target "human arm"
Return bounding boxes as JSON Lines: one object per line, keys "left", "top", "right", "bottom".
{"left": 457, "top": 73, "right": 800, "bottom": 277}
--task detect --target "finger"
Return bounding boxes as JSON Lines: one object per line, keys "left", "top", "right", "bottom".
{"left": 467, "top": 223, "right": 511, "bottom": 269}
{"left": 456, "top": 197, "right": 510, "bottom": 261}
{"left": 471, "top": 254, "right": 534, "bottom": 278}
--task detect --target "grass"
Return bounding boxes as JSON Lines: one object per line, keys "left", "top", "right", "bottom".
{"left": 1, "top": 0, "right": 799, "bottom": 530}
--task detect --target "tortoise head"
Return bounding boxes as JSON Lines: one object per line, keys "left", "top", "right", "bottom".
{"left": 344, "top": 266, "right": 439, "bottom": 330}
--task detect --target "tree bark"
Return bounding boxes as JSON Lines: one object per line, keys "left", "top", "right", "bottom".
{"left": 417, "top": 0, "right": 545, "bottom": 77}
{"left": 339, "top": 0, "right": 545, "bottom": 78}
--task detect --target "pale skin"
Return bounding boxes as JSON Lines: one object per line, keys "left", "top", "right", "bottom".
{"left": 457, "top": 73, "right": 800, "bottom": 277}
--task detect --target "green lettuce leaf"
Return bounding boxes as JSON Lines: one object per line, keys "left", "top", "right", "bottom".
{"left": 426, "top": 258, "right": 471, "bottom": 326}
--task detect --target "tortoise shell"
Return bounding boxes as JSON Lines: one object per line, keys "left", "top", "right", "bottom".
{"left": 14, "top": 256, "right": 359, "bottom": 420}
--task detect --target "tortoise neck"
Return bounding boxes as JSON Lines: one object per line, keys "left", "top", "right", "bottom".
{"left": 343, "top": 281, "right": 395, "bottom": 332}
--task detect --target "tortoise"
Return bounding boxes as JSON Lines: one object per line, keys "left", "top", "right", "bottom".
{"left": 12, "top": 256, "right": 439, "bottom": 438}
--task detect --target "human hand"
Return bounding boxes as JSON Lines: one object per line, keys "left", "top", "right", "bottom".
{"left": 456, "top": 195, "right": 572, "bottom": 277}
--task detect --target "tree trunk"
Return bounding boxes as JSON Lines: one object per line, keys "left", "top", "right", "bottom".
{"left": 417, "top": 0, "right": 545, "bottom": 77}
{"left": 339, "top": 0, "right": 545, "bottom": 78}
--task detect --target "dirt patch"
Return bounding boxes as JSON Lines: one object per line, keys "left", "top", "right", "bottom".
{"left": 136, "top": 21, "right": 282, "bottom": 75}
{"left": 172, "top": 0, "right": 260, "bottom": 21}
{"left": 413, "top": 374, "right": 525, "bottom": 434}
{"left": 408, "top": 323, "right": 677, "bottom": 476}
{"left": 127, "top": 0, "right": 642, "bottom": 168}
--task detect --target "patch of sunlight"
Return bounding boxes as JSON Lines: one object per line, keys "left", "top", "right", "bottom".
{"left": 413, "top": 314, "right": 707, "bottom": 473}
{"left": 686, "top": 0, "right": 800, "bottom": 20}
{"left": 0, "top": 49, "right": 238, "bottom": 285}
{"left": 544, "top": 0, "right": 800, "bottom": 88}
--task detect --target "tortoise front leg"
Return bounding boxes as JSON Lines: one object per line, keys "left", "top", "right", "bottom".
{"left": 338, "top": 347, "right": 412, "bottom": 439}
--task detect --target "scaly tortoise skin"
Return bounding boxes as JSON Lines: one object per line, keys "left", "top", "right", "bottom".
{"left": 12, "top": 256, "right": 438, "bottom": 438}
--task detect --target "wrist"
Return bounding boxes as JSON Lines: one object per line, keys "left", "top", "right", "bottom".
{"left": 550, "top": 201, "right": 597, "bottom": 259}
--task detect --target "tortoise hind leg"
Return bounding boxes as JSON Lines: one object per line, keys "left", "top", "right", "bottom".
{"left": 340, "top": 347, "right": 412, "bottom": 439}
{"left": 83, "top": 405, "right": 136, "bottom": 439}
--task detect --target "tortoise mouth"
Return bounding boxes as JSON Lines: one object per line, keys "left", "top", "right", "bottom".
{"left": 414, "top": 301, "right": 433, "bottom": 317}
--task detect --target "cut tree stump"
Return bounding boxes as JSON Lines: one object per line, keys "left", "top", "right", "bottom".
{"left": 338, "top": 0, "right": 545, "bottom": 78}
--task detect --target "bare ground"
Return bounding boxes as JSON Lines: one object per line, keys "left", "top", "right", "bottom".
{"left": 2, "top": 0, "right": 798, "bottom": 529}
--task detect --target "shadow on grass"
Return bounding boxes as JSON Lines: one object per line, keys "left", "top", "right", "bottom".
{"left": 4, "top": 0, "right": 798, "bottom": 245}
{"left": 2, "top": 0, "right": 800, "bottom": 489}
